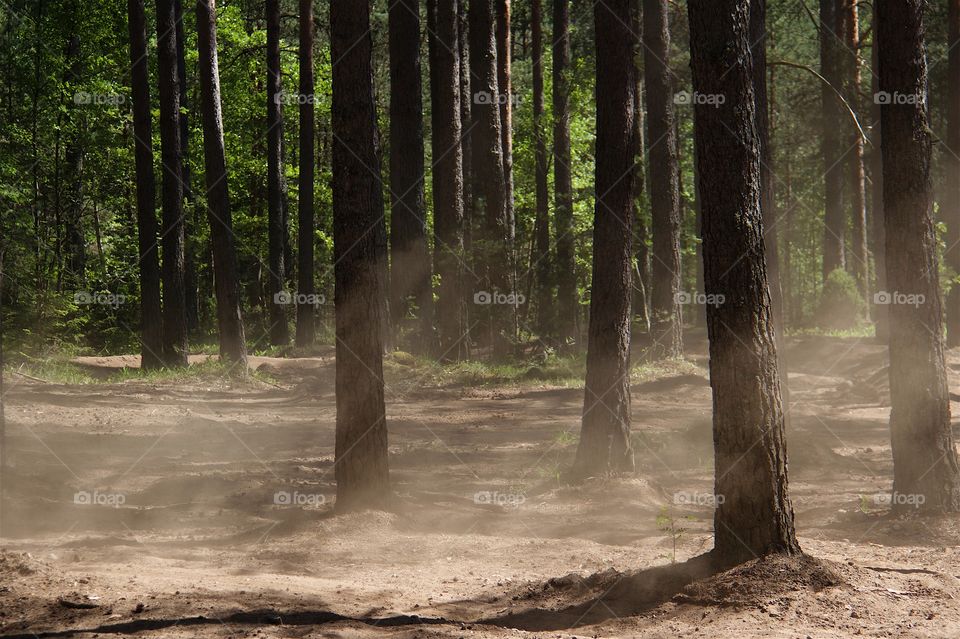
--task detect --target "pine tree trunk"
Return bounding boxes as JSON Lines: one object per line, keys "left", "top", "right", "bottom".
{"left": 532, "top": 0, "right": 552, "bottom": 337}
{"left": 62, "top": 33, "right": 85, "bottom": 288}
{"left": 127, "top": 0, "right": 164, "bottom": 371}
{"left": 688, "top": 0, "right": 800, "bottom": 565}
{"left": 553, "top": 0, "right": 577, "bottom": 347}
{"left": 820, "top": 0, "right": 845, "bottom": 281}
{"left": 877, "top": 0, "right": 960, "bottom": 513}
{"left": 870, "top": 2, "right": 887, "bottom": 341}
{"left": 631, "top": 0, "right": 652, "bottom": 332}
{"left": 496, "top": 0, "right": 516, "bottom": 253}
{"left": 295, "top": 0, "right": 316, "bottom": 348}
{"left": 573, "top": 0, "right": 637, "bottom": 479}
{"left": 331, "top": 0, "right": 390, "bottom": 510}
{"left": 174, "top": 0, "right": 199, "bottom": 334}
{"left": 267, "top": 0, "right": 289, "bottom": 346}
{"left": 945, "top": 0, "right": 960, "bottom": 347}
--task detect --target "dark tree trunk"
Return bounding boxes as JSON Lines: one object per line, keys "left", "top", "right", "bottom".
{"left": 63, "top": 34, "right": 84, "bottom": 287}
{"left": 458, "top": 0, "right": 474, "bottom": 275}
{"left": 330, "top": 0, "right": 390, "bottom": 510}
{"left": 196, "top": 0, "right": 248, "bottom": 368}
{"left": 642, "top": 0, "right": 682, "bottom": 358}
{"left": 688, "top": 0, "right": 800, "bottom": 565}
{"left": 870, "top": 2, "right": 887, "bottom": 341}
{"left": 946, "top": 0, "right": 960, "bottom": 347}
{"left": 156, "top": 0, "right": 188, "bottom": 368}
{"left": 295, "top": 0, "right": 316, "bottom": 348}
{"left": 631, "top": 0, "right": 652, "bottom": 332}
{"left": 174, "top": 0, "right": 199, "bottom": 333}
{"left": 267, "top": 0, "right": 289, "bottom": 346}
{"left": 572, "top": 0, "right": 636, "bottom": 478}
{"left": 496, "top": 0, "right": 515, "bottom": 250}
{"left": 820, "top": 0, "right": 845, "bottom": 280}
{"left": 389, "top": 0, "right": 432, "bottom": 352}
{"left": 532, "top": 0, "right": 552, "bottom": 336}
{"left": 877, "top": 0, "right": 960, "bottom": 513}
{"left": 127, "top": 0, "right": 164, "bottom": 370}
{"left": 428, "top": 0, "right": 467, "bottom": 361}
{"left": 553, "top": 0, "right": 577, "bottom": 346}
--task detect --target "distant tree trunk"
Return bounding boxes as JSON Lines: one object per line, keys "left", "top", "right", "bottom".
{"left": 295, "top": 0, "right": 316, "bottom": 348}
{"left": 820, "top": 0, "right": 845, "bottom": 280}
{"left": 63, "top": 34, "right": 84, "bottom": 287}
{"left": 469, "top": 0, "right": 511, "bottom": 357}
{"left": 643, "top": 0, "right": 682, "bottom": 358}
{"left": 870, "top": 2, "right": 887, "bottom": 341}
{"left": 532, "top": 0, "right": 552, "bottom": 336}
{"left": 156, "top": 0, "right": 188, "bottom": 368}
{"left": 688, "top": 0, "right": 800, "bottom": 565}
{"left": 496, "top": 0, "right": 516, "bottom": 250}
{"left": 572, "top": 0, "right": 636, "bottom": 478}
{"left": 127, "top": 0, "right": 164, "bottom": 370}
{"left": 330, "top": 0, "right": 390, "bottom": 510}
{"left": 631, "top": 0, "right": 651, "bottom": 332}
{"left": 458, "top": 1, "right": 474, "bottom": 275}
{"left": 946, "top": 0, "right": 960, "bottom": 347}
{"left": 196, "top": 0, "right": 247, "bottom": 367}
{"left": 389, "top": 0, "right": 432, "bottom": 352}
{"left": 428, "top": 0, "right": 467, "bottom": 361}
{"left": 174, "top": 0, "right": 199, "bottom": 333}
{"left": 267, "top": 0, "right": 289, "bottom": 346}
{"left": 877, "top": 0, "right": 960, "bottom": 513}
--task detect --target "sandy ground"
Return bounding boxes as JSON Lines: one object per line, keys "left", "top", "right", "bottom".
{"left": 2, "top": 333, "right": 960, "bottom": 638}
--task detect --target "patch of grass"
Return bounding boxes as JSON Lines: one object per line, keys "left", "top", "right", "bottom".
{"left": 9, "top": 358, "right": 98, "bottom": 384}
{"left": 382, "top": 352, "right": 588, "bottom": 388}
{"left": 790, "top": 325, "right": 875, "bottom": 339}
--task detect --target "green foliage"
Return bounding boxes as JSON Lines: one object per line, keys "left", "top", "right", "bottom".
{"left": 815, "top": 269, "right": 866, "bottom": 330}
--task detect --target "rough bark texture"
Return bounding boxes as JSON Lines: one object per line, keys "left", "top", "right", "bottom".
{"left": 820, "top": 0, "right": 845, "bottom": 281}
{"left": 573, "top": 0, "right": 636, "bottom": 479}
{"left": 553, "top": 0, "right": 577, "bottom": 346}
{"left": 643, "top": 0, "right": 682, "bottom": 359}
{"left": 389, "top": 0, "right": 432, "bottom": 352}
{"left": 946, "top": 0, "right": 960, "bottom": 347}
{"left": 127, "top": 0, "right": 164, "bottom": 370}
{"left": 877, "top": 0, "right": 960, "bottom": 514}
{"left": 532, "top": 0, "right": 552, "bottom": 337}
{"left": 156, "top": 0, "right": 188, "bottom": 368}
{"left": 688, "top": 0, "right": 800, "bottom": 565}
{"left": 458, "top": 0, "right": 474, "bottom": 274}
{"left": 196, "top": 0, "right": 248, "bottom": 368}
{"left": 295, "top": 0, "right": 316, "bottom": 348}
{"left": 266, "top": 0, "right": 289, "bottom": 346}
{"left": 870, "top": 2, "right": 887, "bottom": 341}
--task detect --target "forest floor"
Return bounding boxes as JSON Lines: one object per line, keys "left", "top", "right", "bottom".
{"left": 3, "top": 331, "right": 960, "bottom": 638}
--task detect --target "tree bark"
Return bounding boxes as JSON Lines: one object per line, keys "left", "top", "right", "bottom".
{"left": 553, "top": 0, "right": 577, "bottom": 346}
{"left": 532, "top": 0, "right": 552, "bottom": 337}
{"left": 820, "top": 0, "right": 845, "bottom": 281}
{"left": 573, "top": 0, "right": 636, "bottom": 478}
{"left": 946, "top": 0, "right": 960, "bottom": 347}
{"left": 870, "top": 2, "right": 887, "bottom": 341}
{"left": 295, "top": 0, "right": 316, "bottom": 348}
{"left": 688, "top": 0, "right": 800, "bottom": 565}
{"left": 496, "top": 0, "right": 516, "bottom": 252}
{"left": 877, "top": 0, "right": 960, "bottom": 513}
{"left": 174, "top": 0, "right": 199, "bottom": 334}
{"left": 331, "top": 0, "right": 390, "bottom": 510}
{"left": 267, "top": 0, "right": 289, "bottom": 346}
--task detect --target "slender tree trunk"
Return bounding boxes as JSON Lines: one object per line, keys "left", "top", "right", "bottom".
{"left": 688, "top": 0, "right": 800, "bottom": 565}
{"left": 267, "top": 0, "right": 289, "bottom": 345}
{"left": 870, "top": 2, "right": 887, "bottom": 341}
{"left": 877, "top": 0, "right": 960, "bottom": 513}
{"left": 458, "top": 0, "right": 474, "bottom": 277}
{"left": 532, "top": 0, "right": 552, "bottom": 337}
{"left": 127, "top": 0, "right": 164, "bottom": 370}
{"left": 820, "top": 0, "right": 845, "bottom": 280}
{"left": 573, "top": 0, "right": 637, "bottom": 478}
{"left": 196, "top": 0, "right": 247, "bottom": 368}
{"left": 174, "top": 0, "right": 199, "bottom": 333}
{"left": 643, "top": 0, "right": 682, "bottom": 358}
{"left": 496, "top": 0, "right": 516, "bottom": 253}
{"left": 330, "top": 0, "right": 390, "bottom": 510}
{"left": 553, "top": 0, "right": 577, "bottom": 346}
{"left": 295, "top": 0, "right": 316, "bottom": 348}
{"left": 63, "top": 34, "right": 84, "bottom": 287}
{"left": 946, "top": 0, "right": 960, "bottom": 347}
{"left": 631, "top": 0, "right": 652, "bottom": 332}
{"left": 389, "top": 0, "right": 432, "bottom": 352}
{"left": 156, "top": 0, "right": 188, "bottom": 368}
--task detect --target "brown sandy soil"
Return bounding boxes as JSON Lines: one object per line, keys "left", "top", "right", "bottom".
{"left": 2, "top": 333, "right": 960, "bottom": 638}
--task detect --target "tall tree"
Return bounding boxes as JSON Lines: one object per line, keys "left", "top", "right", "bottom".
{"left": 877, "top": 0, "right": 960, "bottom": 513}
{"left": 631, "top": 0, "right": 652, "bottom": 332}
{"left": 156, "top": 0, "right": 188, "bottom": 367}
{"left": 820, "top": 0, "right": 845, "bottom": 280}
{"left": 127, "top": 0, "right": 164, "bottom": 370}
{"left": 946, "top": 0, "right": 960, "bottom": 347}
{"left": 573, "top": 0, "right": 636, "bottom": 478}
{"left": 642, "top": 0, "right": 682, "bottom": 358}
{"left": 496, "top": 0, "right": 516, "bottom": 250}
{"left": 266, "top": 0, "right": 289, "bottom": 346}
{"left": 295, "top": 0, "right": 316, "bottom": 348}
{"left": 62, "top": 33, "right": 85, "bottom": 287}
{"left": 870, "top": 2, "right": 887, "bottom": 341}
{"left": 688, "top": 0, "right": 800, "bottom": 564}
{"left": 174, "top": 0, "right": 199, "bottom": 332}
{"left": 532, "top": 0, "right": 552, "bottom": 336}
{"left": 330, "top": 0, "right": 390, "bottom": 509}
{"left": 196, "top": 0, "right": 247, "bottom": 367}
{"left": 458, "top": 0, "right": 474, "bottom": 275}
{"left": 389, "top": 0, "right": 432, "bottom": 351}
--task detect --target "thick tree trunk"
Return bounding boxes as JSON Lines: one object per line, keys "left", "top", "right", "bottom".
{"left": 330, "top": 0, "right": 391, "bottom": 510}
{"left": 877, "top": 0, "right": 960, "bottom": 513}
{"left": 688, "top": 0, "right": 800, "bottom": 565}
{"left": 573, "top": 0, "right": 636, "bottom": 478}
{"left": 389, "top": 0, "right": 432, "bottom": 352}
{"left": 946, "top": 0, "right": 960, "bottom": 347}
{"left": 156, "top": 0, "right": 188, "bottom": 368}
{"left": 295, "top": 0, "right": 316, "bottom": 348}
{"left": 642, "top": 0, "right": 682, "bottom": 358}
{"left": 267, "top": 0, "right": 289, "bottom": 346}
{"left": 532, "top": 0, "right": 552, "bottom": 337}
{"left": 870, "top": 2, "right": 887, "bottom": 341}
{"left": 127, "top": 0, "right": 164, "bottom": 370}
{"left": 820, "top": 0, "right": 845, "bottom": 281}
{"left": 553, "top": 0, "right": 577, "bottom": 346}
{"left": 196, "top": 0, "right": 248, "bottom": 368}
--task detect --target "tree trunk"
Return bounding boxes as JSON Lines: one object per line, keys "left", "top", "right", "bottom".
{"left": 295, "top": 0, "right": 316, "bottom": 348}
{"left": 877, "top": 0, "right": 960, "bottom": 513}
{"left": 631, "top": 0, "right": 652, "bottom": 332}
{"left": 62, "top": 34, "right": 84, "bottom": 287}
{"left": 870, "top": 2, "right": 887, "bottom": 341}
{"left": 820, "top": 0, "right": 845, "bottom": 281}
{"left": 688, "top": 0, "right": 800, "bottom": 565}
{"left": 127, "top": 0, "right": 164, "bottom": 370}
{"left": 642, "top": 0, "right": 682, "bottom": 358}
{"left": 174, "top": 0, "right": 199, "bottom": 334}
{"left": 553, "top": 0, "right": 577, "bottom": 346}
{"left": 532, "top": 0, "right": 552, "bottom": 337}
{"left": 196, "top": 0, "right": 248, "bottom": 368}
{"left": 572, "top": 0, "right": 636, "bottom": 478}
{"left": 946, "top": 0, "right": 960, "bottom": 347}
{"left": 389, "top": 0, "right": 432, "bottom": 352}
{"left": 458, "top": 0, "right": 474, "bottom": 279}
{"left": 267, "top": 0, "right": 289, "bottom": 346}
{"left": 156, "top": 0, "right": 188, "bottom": 368}
{"left": 496, "top": 0, "right": 516, "bottom": 254}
